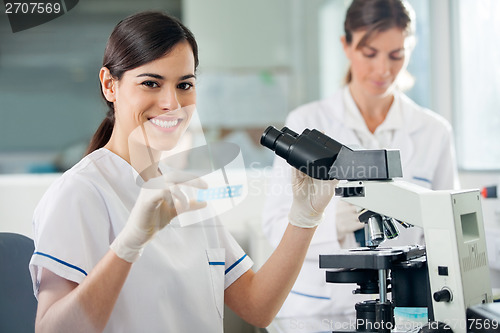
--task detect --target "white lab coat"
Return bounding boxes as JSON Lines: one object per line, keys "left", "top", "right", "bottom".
{"left": 262, "top": 87, "right": 459, "bottom": 323}
{"left": 30, "top": 148, "right": 253, "bottom": 333}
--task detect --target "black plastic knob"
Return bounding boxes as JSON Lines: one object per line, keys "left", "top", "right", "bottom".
{"left": 433, "top": 289, "right": 452, "bottom": 302}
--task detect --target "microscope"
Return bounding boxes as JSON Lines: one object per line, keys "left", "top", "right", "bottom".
{"left": 261, "top": 126, "right": 493, "bottom": 333}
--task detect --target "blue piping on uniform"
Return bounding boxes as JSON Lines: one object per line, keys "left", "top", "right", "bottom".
{"left": 34, "top": 251, "right": 88, "bottom": 276}
{"left": 209, "top": 261, "right": 225, "bottom": 266}
{"left": 290, "top": 290, "right": 331, "bottom": 300}
{"left": 413, "top": 176, "right": 431, "bottom": 184}
{"left": 225, "top": 254, "right": 247, "bottom": 275}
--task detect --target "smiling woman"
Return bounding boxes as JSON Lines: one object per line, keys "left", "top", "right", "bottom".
{"left": 85, "top": 11, "right": 199, "bottom": 159}
{"left": 99, "top": 40, "right": 196, "bottom": 164}
{"left": 28, "top": 10, "right": 340, "bottom": 333}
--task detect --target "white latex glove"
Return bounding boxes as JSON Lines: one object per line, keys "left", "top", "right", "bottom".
{"left": 335, "top": 200, "right": 364, "bottom": 242}
{"left": 288, "top": 168, "right": 338, "bottom": 228}
{"left": 111, "top": 173, "right": 207, "bottom": 263}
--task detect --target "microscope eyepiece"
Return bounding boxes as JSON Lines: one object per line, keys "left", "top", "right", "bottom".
{"left": 260, "top": 126, "right": 286, "bottom": 150}
{"left": 260, "top": 126, "right": 403, "bottom": 181}
{"left": 260, "top": 126, "right": 299, "bottom": 162}
{"left": 260, "top": 126, "right": 340, "bottom": 180}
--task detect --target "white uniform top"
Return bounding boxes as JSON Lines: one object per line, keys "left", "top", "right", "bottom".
{"left": 263, "top": 87, "right": 459, "bottom": 320}
{"left": 29, "top": 148, "right": 253, "bottom": 333}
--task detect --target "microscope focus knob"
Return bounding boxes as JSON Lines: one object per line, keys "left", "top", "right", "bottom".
{"left": 433, "top": 289, "right": 452, "bottom": 302}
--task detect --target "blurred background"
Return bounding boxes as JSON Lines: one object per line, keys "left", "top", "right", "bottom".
{"left": 1, "top": 0, "right": 500, "bottom": 331}
{"left": 1, "top": 0, "right": 499, "bottom": 173}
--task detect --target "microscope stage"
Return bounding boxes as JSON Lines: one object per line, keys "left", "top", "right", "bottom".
{"left": 319, "top": 245, "right": 425, "bottom": 270}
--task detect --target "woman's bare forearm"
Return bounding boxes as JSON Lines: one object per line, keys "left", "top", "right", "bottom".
{"left": 36, "top": 250, "right": 132, "bottom": 333}
{"left": 225, "top": 223, "right": 316, "bottom": 327}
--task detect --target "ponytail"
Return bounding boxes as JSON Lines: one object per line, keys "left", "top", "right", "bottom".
{"left": 344, "top": 67, "right": 352, "bottom": 85}
{"left": 85, "top": 110, "right": 114, "bottom": 155}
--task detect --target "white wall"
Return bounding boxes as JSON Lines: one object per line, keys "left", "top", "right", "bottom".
{"left": 183, "top": 0, "right": 326, "bottom": 113}
{"left": 0, "top": 174, "right": 61, "bottom": 238}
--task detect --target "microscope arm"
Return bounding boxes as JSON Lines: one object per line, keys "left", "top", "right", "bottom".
{"left": 336, "top": 179, "right": 429, "bottom": 229}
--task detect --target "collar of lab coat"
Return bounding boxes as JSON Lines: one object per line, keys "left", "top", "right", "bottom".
{"left": 319, "top": 86, "right": 422, "bottom": 151}
{"left": 341, "top": 86, "right": 406, "bottom": 150}
{"left": 342, "top": 85, "right": 404, "bottom": 134}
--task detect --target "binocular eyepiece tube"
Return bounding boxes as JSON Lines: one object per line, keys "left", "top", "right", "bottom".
{"left": 260, "top": 126, "right": 403, "bottom": 181}
{"left": 260, "top": 126, "right": 342, "bottom": 180}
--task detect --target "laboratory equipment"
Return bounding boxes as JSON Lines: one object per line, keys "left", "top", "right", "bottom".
{"left": 261, "top": 126, "right": 493, "bottom": 333}
{"left": 480, "top": 185, "right": 497, "bottom": 199}
{"left": 260, "top": 126, "right": 402, "bottom": 181}
{"left": 466, "top": 302, "right": 500, "bottom": 333}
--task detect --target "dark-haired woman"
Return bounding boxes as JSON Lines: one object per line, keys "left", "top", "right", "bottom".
{"left": 262, "top": 0, "right": 459, "bottom": 327}
{"left": 29, "top": 11, "right": 338, "bottom": 332}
